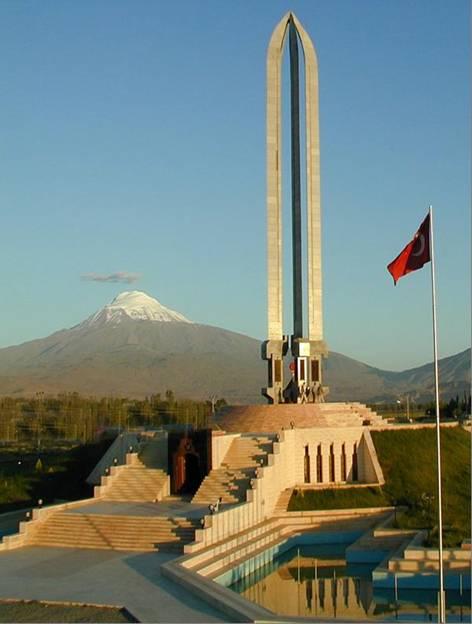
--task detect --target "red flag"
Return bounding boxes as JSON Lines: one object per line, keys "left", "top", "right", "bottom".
{"left": 387, "top": 213, "right": 431, "bottom": 285}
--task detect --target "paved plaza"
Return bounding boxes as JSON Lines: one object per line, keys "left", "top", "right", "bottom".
{"left": 0, "top": 546, "right": 230, "bottom": 623}
{"left": 62, "top": 499, "right": 225, "bottom": 519}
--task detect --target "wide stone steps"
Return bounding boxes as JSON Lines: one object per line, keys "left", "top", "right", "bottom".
{"left": 184, "top": 517, "right": 285, "bottom": 577}
{"left": 192, "top": 436, "right": 273, "bottom": 504}
{"left": 101, "top": 466, "right": 168, "bottom": 502}
{"left": 388, "top": 558, "right": 469, "bottom": 573}
{"left": 388, "top": 548, "right": 471, "bottom": 573}
{"left": 25, "top": 512, "right": 198, "bottom": 552}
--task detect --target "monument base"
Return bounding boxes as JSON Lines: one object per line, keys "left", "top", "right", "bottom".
{"left": 211, "top": 402, "right": 384, "bottom": 433}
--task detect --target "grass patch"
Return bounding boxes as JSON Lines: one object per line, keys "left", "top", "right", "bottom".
{"left": 288, "top": 486, "right": 389, "bottom": 511}
{"left": 287, "top": 426, "right": 470, "bottom": 547}
{"left": 371, "top": 427, "right": 470, "bottom": 546}
{"left": 0, "top": 600, "right": 137, "bottom": 623}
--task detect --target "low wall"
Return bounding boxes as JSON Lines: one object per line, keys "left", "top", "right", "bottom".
{"left": 358, "top": 430, "right": 385, "bottom": 484}
{"left": 0, "top": 508, "right": 32, "bottom": 539}
{"left": 211, "top": 432, "right": 240, "bottom": 469}
{"left": 371, "top": 422, "right": 462, "bottom": 431}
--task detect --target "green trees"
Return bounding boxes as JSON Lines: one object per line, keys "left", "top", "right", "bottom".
{"left": 0, "top": 391, "right": 217, "bottom": 445}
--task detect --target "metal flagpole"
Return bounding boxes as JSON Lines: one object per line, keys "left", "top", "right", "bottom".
{"left": 428, "top": 205, "right": 445, "bottom": 623}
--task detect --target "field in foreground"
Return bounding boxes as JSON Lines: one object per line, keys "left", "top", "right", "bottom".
{"left": 288, "top": 426, "right": 471, "bottom": 547}
{"left": 0, "top": 600, "right": 137, "bottom": 623}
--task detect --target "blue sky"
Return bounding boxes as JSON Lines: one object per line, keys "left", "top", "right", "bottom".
{"left": 0, "top": 0, "right": 469, "bottom": 371}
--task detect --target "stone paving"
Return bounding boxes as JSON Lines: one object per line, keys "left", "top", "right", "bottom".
{"left": 0, "top": 546, "right": 231, "bottom": 623}
{"left": 62, "top": 498, "right": 236, "bottom": 519}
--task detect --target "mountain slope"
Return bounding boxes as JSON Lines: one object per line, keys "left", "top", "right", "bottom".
{"left": 0, "top": 320, "right": 265, "bottom": 402}
{"left": 0, "top": 292, "right": 468, "bottom": 403}
{"left": 325, "top": 349, "right": 471, "bottom": 402}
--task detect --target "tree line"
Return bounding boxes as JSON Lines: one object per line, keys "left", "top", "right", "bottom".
{"left": 0, "top": 392, "right": 228, "bottom": 445}
{"left": 370, "top": 393, "right": 471, "bottom": 421}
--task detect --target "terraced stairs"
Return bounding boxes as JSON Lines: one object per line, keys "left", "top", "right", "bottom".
{"left": 192, "top": 435, "right": 274, "bottom": 505}
{"left": 98, "top": 437, "right": 169, "bottom": 502}
{"left": 100, "top": 463, "right": 168, "bottom": 502}
{"left": 387, "top": 546, "right": 471, "bottom": 573}
{"left": 176, "top": 511, "right": 393, "bottom": 581}
{"left": 24, "top": 511, "right": 199, "bottom": 552}
{"left": 213, "top": 402, "right": 385, "bottom": 432}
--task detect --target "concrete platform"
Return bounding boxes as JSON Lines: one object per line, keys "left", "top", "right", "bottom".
{"left": 62, "top": 498, "right": 238, "bottom": 520}
{"left": 0, "top": 546, "right": 232, "bottom": 623}
{"left": 212, "top": 402, "right": 383, "bottom": 432}
{"left": 63, "top": 499, "right": 230, "bottom": 519}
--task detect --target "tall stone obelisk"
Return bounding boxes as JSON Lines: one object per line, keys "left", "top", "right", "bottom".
{"left": 262, "top": 13, "right": 328, "bottom": 404}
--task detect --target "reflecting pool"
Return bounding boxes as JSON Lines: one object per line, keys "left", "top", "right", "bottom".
{"left": 229, "top": 543, "right": 471, "bottom": 621}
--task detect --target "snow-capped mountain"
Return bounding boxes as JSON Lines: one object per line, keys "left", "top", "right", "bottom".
{"left": 80, "top": 291, "right": 192, "bottom": 328}
{"left": 0, "top": 290, "right": 468, "bottom": 402}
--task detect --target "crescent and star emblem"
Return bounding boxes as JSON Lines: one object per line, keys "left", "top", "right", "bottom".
{"left": 412, "top": 234, "right": 426, "bottom": 256}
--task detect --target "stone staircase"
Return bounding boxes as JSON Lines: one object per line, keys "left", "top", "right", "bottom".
{"left": 177, "top": 511, "right": 392, "bottom": 581}
{"left": 24, "top": 511, "right": 199, "bottom": 552}
{"left": 100, "top": 463, "right": 168, "bottom": 502}
{"left": 1, "top": 436, "right": 203, "bottom": 554}
{"left": 184, "top": 517, "right": 285, "bottom": 578}
{"left": 387, "top": 547, "right": 471, "bottom": 573}
{"left": 212, "top": 402, "right": 384, "bottom": 432}
{"left": 97, "top": 436, "right": 169, "bottom": 502}
{"left": 192, "top": 435, "right": 274, "bottom": 505}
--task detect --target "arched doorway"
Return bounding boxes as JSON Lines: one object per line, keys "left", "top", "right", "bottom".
{"left": 169, "top": 432, "right": 210, "bottom": 495}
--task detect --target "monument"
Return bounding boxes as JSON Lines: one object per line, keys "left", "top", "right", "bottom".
{"left": 262, "top": 13, "right": 328, "bottom": 404}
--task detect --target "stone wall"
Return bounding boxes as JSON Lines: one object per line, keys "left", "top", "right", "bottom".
{"left": 86, "top": 432, "right": 140, "bottom": 485}
{"left": 274, "top": 427, "right": 383, "bottom": 487}
{"left": 211, "top": 432, "right": 240, "bottom": 469}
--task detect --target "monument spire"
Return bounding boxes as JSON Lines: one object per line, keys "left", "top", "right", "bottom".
{"left": 262, "top": 13, "right": 328, "bottom": 404}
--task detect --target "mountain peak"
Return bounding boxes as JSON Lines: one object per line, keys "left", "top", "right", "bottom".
{"left": 81, "top": 290, "right": 192, "bottom": 327}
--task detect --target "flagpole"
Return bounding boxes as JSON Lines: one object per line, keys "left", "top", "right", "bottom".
{"left": 429, "top": 205, "right": 445, "bottom": 623}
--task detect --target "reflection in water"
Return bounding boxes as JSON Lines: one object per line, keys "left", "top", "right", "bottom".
{"left": 229, "top": 545, "right": 471, "bottom": 621}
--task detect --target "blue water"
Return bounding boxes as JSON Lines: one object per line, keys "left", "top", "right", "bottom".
{"left": 229, "top": 543, "right": 471, "bottom": 621}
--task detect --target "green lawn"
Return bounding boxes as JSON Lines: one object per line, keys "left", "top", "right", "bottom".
{"left": 0, "top": 600, "right": 137, "bottom": 623}
{"left": 288, "top": 426, "right": 471, "bottom": 547}
{"left": 289, "top": 486, "right": 388, "bottom": 511}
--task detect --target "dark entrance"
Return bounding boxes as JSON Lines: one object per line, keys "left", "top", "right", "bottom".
{"left": 304, "top": 445, "right": 311, "bottom": 483}
{"left": 352, "top": 442, "right": 358, "bottom": 482}
{"left": 168, "top": 429, "right": 211, "bottom": 495}
{"left": 182, "top": 452, "right": 200, "bottom": 493}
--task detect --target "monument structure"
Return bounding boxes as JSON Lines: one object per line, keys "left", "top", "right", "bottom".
{"left": 262, "top": 13, "right": 328, "bottom": 404}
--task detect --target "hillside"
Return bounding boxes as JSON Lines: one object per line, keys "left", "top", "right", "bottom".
{"left": 0, "top": 320, "right": 265, "bottom": 403}
{"left": 325, "top": 348, "right": 471, "bottom": 403}
{"left": 289, "top": 426, "right": 471, "bottom": 547}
